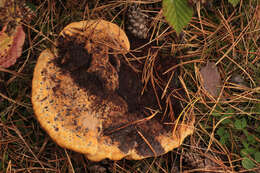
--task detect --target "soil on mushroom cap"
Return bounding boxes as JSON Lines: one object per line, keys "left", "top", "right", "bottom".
{"left": 53, "top": 33, "right": 182, "bottom": 158}
{"left": 55, "top": 34, "right": 161, "bottom": 113}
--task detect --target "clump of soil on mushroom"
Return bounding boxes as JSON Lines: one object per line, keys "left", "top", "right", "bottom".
{"left": 117, "top": 61, "right": 158, "bottom": 113}
{"left": 51, "top": 30, "right": 185, "bottom": 158}
{"left": 54, "top": 35, "right": 107, "bottom": 97}
{"left": 55, "top": 33, "right": 182, "bottom": 120}
{"left": 54, "top": 34, "right": 159, "bottom": 113}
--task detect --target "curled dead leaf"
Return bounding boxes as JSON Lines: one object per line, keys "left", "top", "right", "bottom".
{"left": 182, "top": 150, "right": 228, "bottom": 172}
{"left": 199, "top": 62, "right": 222, "bottom": 98}
{"left": 0, "top": 24, "right": 25, "bottom": 68}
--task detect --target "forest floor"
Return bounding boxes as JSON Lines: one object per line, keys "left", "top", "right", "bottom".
{"left": 0, "top": 0, "right": 259, "bottom": 172}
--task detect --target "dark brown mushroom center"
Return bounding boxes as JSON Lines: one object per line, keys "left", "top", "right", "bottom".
{"left": 53, "top": 33, "right": 182, "bottom": 157}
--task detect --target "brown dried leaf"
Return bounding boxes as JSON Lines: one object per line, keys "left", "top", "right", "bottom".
{"left": 0, "top": 24, "right": 25, "bottom": 68}
{"left": 182, "top": 150, "right": 227, "bottom": 172}
{"left": 199, "top": 62, "right": 221, "bottom": 98}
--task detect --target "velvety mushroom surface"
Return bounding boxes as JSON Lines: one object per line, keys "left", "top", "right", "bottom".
{"left": 32, "top": 20, "right": 194, "bottom": 161}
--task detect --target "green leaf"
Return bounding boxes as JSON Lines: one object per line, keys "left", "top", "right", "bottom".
{"left": 217, "top": 127, "right": 230, "bottom": 145}
{"left": 242, "top": 141, "right": 249, "bottom": 149}
{"left": 163, "top": 0, "right": 193, "bottom": 34}
{"left": 241, "top": 118, "right": 247, "bottom": 128}
{"left": 216, "top": 127, "right": 225, "bottom": 136}
{"left": 225, "top": 108, "right": 234, "bottom": 115}
{"left": 242, "top": 157, "right": 256, "bottom": 169}
{"left": 256, "top": 126, "right": 260, "bottom": 133}
{"left": 212, "top": 110, "right": 221, "bottom": 117}
{"left": 241, "top": 148, "right": 248, "bottom": 157}
{"left": 219, "top": 137, "right": 226, "bottom": 145}
{"left": 234, "top": 118, "right": 247, "bottom": 130}
{"left": 212, "top": 106, "right": 222, "bottom": 116}
{"left": 247, "top": 148, "right": 256, "bottom": 155}
{"left": 254, "top": 152, "right": 260, "bottom": 163}
{"left": 247, "top": 134, "right": 256, "bottom": 144}
{"left": 223, "top": 108, "right": 234, "bottom": 124}
{"left": 254, "top": 103, "right": 260, "bottom": 113}
{"left": 221, "top": 114, "right": 232, "bottom": 124}
{"left": 1, "top": 114, "right": 7, "bottom": 123}
{"left": 222, "top": 119, "right": 232, "bottom": 124}
{"left": 243, "top": 129, "right": 249, "bottom": 136}
{"left": 228, "top": 0, "right": 240, "bottom": 7}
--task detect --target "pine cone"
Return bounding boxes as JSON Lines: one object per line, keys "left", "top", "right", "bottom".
{"left": 127, "top": 5, "right": 149, "bottom": 39}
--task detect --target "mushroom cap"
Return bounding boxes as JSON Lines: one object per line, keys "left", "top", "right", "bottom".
{"left": 32, "top": 20, "right": 194, "bottom": 161}
{"left": 60, "top": 20, "right": 130, "bottom": 53}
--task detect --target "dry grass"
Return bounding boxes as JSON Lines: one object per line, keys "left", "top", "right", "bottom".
{"left": 0, "top": 0, "right": 259, "bottom": 172}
